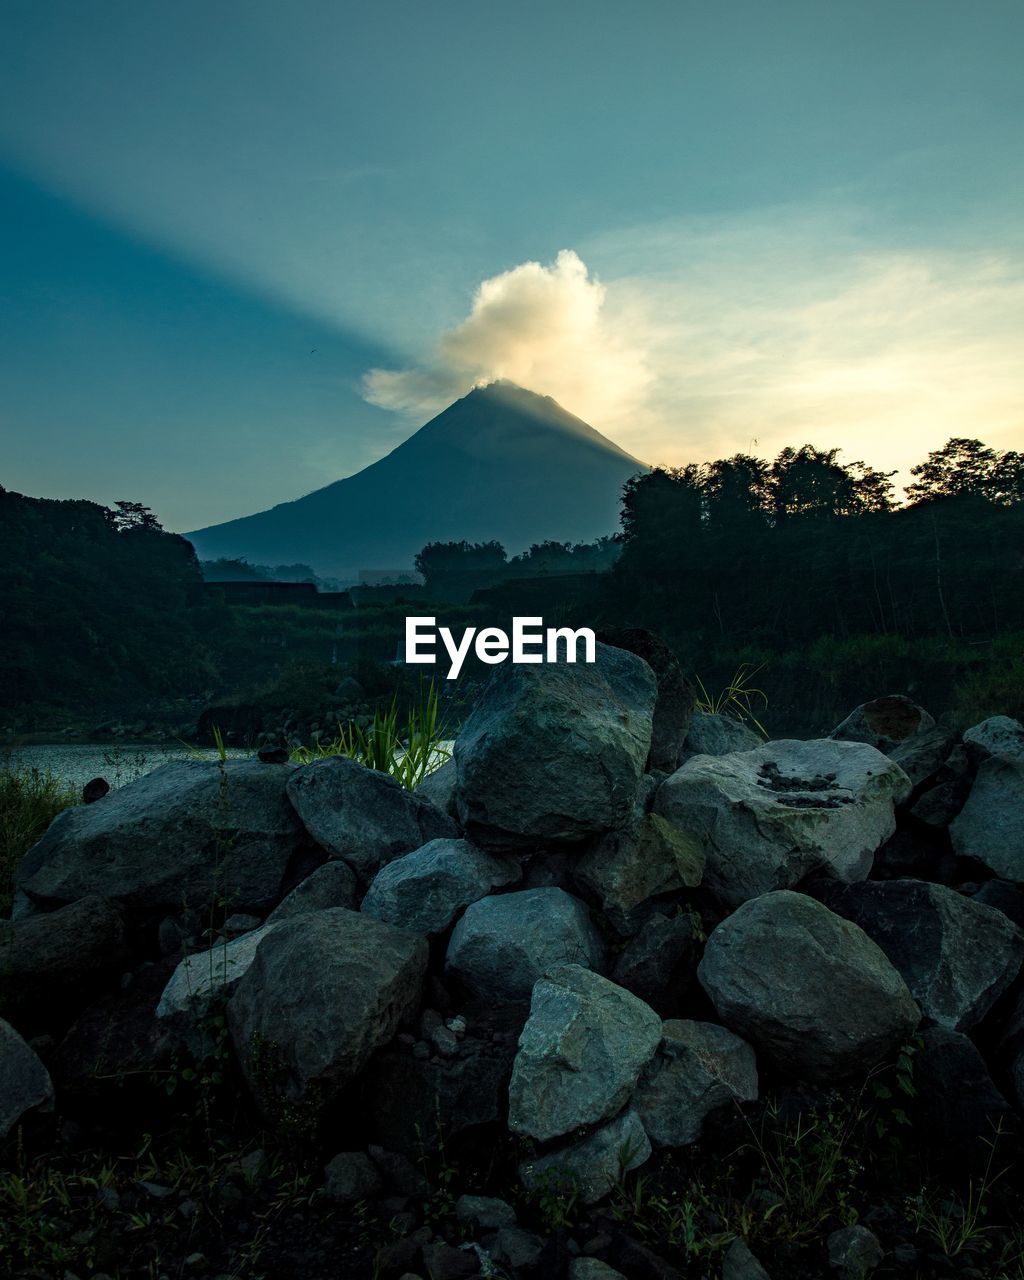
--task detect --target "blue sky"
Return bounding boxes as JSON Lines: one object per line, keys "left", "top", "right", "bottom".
{"left": 1, "top": 0, "right": 1021, "bottom": 530}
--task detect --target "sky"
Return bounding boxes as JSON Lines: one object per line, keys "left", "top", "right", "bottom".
{"left": 1, "top": 0, "right": 1022, "bottom": 531}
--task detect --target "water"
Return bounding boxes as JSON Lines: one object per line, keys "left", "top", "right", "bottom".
{"left": 2, "top": 742, "right": 252, "bottom": 792}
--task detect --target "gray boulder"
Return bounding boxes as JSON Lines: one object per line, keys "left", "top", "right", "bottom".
{"left": 0, "top": 895, "right": 129, "bottom": 1027}
{"left": 456, "top": 1194, "right": 517, "bottom": 1231}
{"left": 518, "top": 1108, "right": 651, "bottom": 1205}
{"left": 830, "top": 694, "right": 952, "bottom": 786}
{"left": 682, "top": 711, "right": 761, "bottom": 758}
{"left": 415, "top": 756, "right": 459, "bottom": 817}
{"left": 963, "top": 715, "right": 1024, "bottom": 764}
{"left": 633, "top": 1019, "right": 758, "bottom": 1148}
{"left": 454, "top": 642, "right": 656, "bottom": 849}
{"left": 0, "top": 1017, "right": 54, "bottom": 1137}
{"left": 698, "top": 891, "right": 920, "bottom": 1081}
{"left": 574, "top": 812, "right": 704, "bottom": 932}
{"left": 809, "top": 879, "right": 1024, "bottom": 1031}
{"left": 228, "top": 909, "right": 427, "bottom": 1117}
{"left": 611, "top": 912, "right": 697, "bottom": 1017}
{"left": 323, "top": 1151, "right": 382, "bottom": 1203}
{"left": 596, "top": 627, "right": 695, "bottom": 771}
{"left": 508, "top": 965, "right": 662, "bottom": 1142}
{"left": 446, "top": 887, "right": 605, "bottom": 1001}
{"left": 950, "top": 757, "right": 1024, "bottom": 879}
{"left": 362, "top": 838, "right": 520, "bottom": 936}
{"left": 266, "top": 860, "right": 359, "bottom": 923}
{"left": 17, "top": 760, "right": 305, "bottom": 916}
{"left": 656, "top": 739, "right": 911, "bottom": 906}
{"left": 827, "top": 1224, "right": 884, "bottom": 1277}
{"left": 723, "top": 1239, "right": 771, "bottom": 1280}
{"left": 157, "top": 924, "right": 278, "bottom": 1035}
{"left": 286, "top": 756, "right": 456, "bottom": 881}
{"left": 570, "top": 1262, "right": 627, "bottom": 1280}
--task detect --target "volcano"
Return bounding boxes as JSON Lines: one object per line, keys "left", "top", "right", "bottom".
{"left": 185, "top": 381, "right": 646, "bottom": 578}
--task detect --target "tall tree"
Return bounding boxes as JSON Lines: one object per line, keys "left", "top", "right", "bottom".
{"left": 905, "top": 438, "right": 998, "bottom": 503}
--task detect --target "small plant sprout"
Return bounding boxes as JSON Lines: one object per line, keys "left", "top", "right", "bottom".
{"left": 693, "top": 662, "right": 770, "bottom": 737}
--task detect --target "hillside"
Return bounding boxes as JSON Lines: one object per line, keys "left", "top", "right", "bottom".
{"left": 185, "top": 382, "right": 646, "bottom": 578}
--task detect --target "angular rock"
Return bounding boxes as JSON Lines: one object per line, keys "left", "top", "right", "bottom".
{"left": 508, "top": 965, "right": 662, "bottom": 1142}
{"left": 597, "top": 627, "right": 695, "bottom": 772}
{"left": 808, "top": 879, "right": 1023, "bottom": 1031}
{"left": 454, "top": 643, "right": 656, "bottom": 850}
{"left": 157, "top": 925, "right": 278, "bottom": 1031}
{"left": 228, "top": 909, "right": 427, "bottom": 1117}
{"left": 362, "top": 838, "right": 520, "bottom": 936}
{"left": 0, "top": 1017, "right": 54, "bottom": 1137}
{"left": 827, "top": 1225, "right": 884, "bottom": 1277}
{"left": 722, "top": 1239, "right": 771, "bottom": 1280}
{"left": 518, "top": 1108, "right": 651, "bottom": 1205}
{"left": 574, "top": 813, "right": 703, "bottom": 932}
{"left": 323, "top": 1150, "right": 383, "bottom": 1203}
{"left": 570, "top": 1262, "right": 628, "bottom": 1280}
{"left": 915, "top": 1026, "right": 1014, "bottom": 1163}
{"left": 950, "top": 757, "right": 1024, "bottom": 879}
{"left": 973, "top": 879, "right": 1024, "bottom": 930}
{"left": 611, "top": 912, "right": 697, "bottom": 1017}
{"left": 493, "top": 1227, "right": 545, "bottom": 1270}
{"left": 446, "top": 888, "right": 605, "bottom": 1001}
{"left": 286, "top": 756, "right": 456, "bottom": 881}
{"left": 265, "top": 859, "right": 359, "bottom": 923}
{"left": 698, "top": 891, "right": 920, "bottom": 1081}
{"left": 415, "top": 756, "right": 458, "bottom": 817}
{"left": 633, "top": 1020, "right": 758, "bottom": 1148}
{"left": 962, "top": 715, "right": 1024, "bottom": 764}
{"left": 456, "top": 1194, "right": 516, "bottom": 1231}
{"left": 0, "top": 895, "right": 129, "bottom": 1029}
{"left": 17, "top": 760, "right": 305, "bottom": 916}
{"left": 830, "top": 695, "right": 952, "bottom": 786}
{"left": 682, "top": 711, "right": 761, "bottom": 758}
{"left": 421, "top": 1242, "right": 480, "bottom": 1278}
{"left": 656, "top": 740, "right": 912, "bottom": 906}
{"left": 909, "top": 744, "right": 972, "bottom": 829}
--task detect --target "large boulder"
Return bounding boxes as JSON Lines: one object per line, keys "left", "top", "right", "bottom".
{"left": 830, "top": 695, "right": 953, "bottom": 786}
{"left": 286, "top": 757, "right": 456, "bottom": 881}
{"left": 446, "top": 888, "right": 605, "bottom": 1002}
{"left": 454, "top": 643, "right": 656, "bottom": 850}
{"left": 228, "top": 909, "right": 427, "bottom": 1118}
{"left": 596, "top": 628, "right": 695, "bottom": 771}
{"left": 950, "top": 757, "right": 1024, "bottom": 879}
{"left": 16, "top": 760, "right": 306, "bottom": 916}
{"left": 632, "top": 1020, "right": 758, "bottom": 1148}
{"left": 574, "top": 813, "right": 704, "bottom": 934}
{"left": 962, "top": 715, "right": 1024, "bottom": 764}
{"left": 518, "top": 1108, "right": 651, "bottom": 1205}
{"left": 808, "top": 879, "right": 1024, "bottom": 1031}
{"left": 157, "top": 924, "right": 279, "bottom": 1037}
{"left": 655, "top": 740, "right": 912, "bottom": 906}
{"left": 682, "top": 711, "right": 761, "bottom": 758}
{"left": 915, "top": 1026, "right": 1015, "bottom": 1164}
{"left": 698, "top": 891, "right": 920, "bottom": 1081}
{"left": 611, "top": 912, "right": 698, "bottom": 1017}
{"left": 265, "top": 860, "right": 359, "bottom": 924}
{"left": 508, "top": 965, "right": 662, "bottom": 1143}
{"left": 361, "top": 838, "right": 520, "bottom": 936}
{"left": 0, "top": 1018, "right": 54, "bottom": 1137}
{"left": 0, "top": 895, "right": 129, "bottom": 1030}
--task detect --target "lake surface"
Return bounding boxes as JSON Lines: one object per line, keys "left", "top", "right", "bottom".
{"left": 2, "top": 742, "right": 252, "bottom": 791}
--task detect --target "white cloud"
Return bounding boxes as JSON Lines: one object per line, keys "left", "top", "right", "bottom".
{"left": 361, "top": 249, "right": 652, "bottom": 424}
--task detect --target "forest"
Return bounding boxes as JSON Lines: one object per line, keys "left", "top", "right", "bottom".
{"left": 1, "top": 437, "right": 1021, "bottom": 737}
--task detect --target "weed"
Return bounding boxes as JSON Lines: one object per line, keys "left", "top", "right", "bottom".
{"left": 693, "top": 663, "right": 769, "bottom": 736}
{"left": 0, "top": 760, "right": 77, "bottom": 913}
{"left": 291, "top": 679, "right": 451, "bottom": 789}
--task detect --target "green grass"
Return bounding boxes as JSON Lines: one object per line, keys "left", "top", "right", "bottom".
{"left": 0, "top": 761, "right": 78, "bottom": 915}
{"left": 290, "top": 680, "right": 451, "bottom": 789}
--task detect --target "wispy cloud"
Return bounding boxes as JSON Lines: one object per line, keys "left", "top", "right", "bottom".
{"left": 364, "top": 212, "right": 1024, "bottom": 489}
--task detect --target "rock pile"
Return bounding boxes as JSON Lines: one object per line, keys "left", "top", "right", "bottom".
{"left": 5, "top": 652, "right": 1024, "bottom": 1279}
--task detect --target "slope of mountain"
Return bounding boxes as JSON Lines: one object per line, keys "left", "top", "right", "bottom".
{"left": 185, "top": 381, "right": 646, "bottom": 578}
